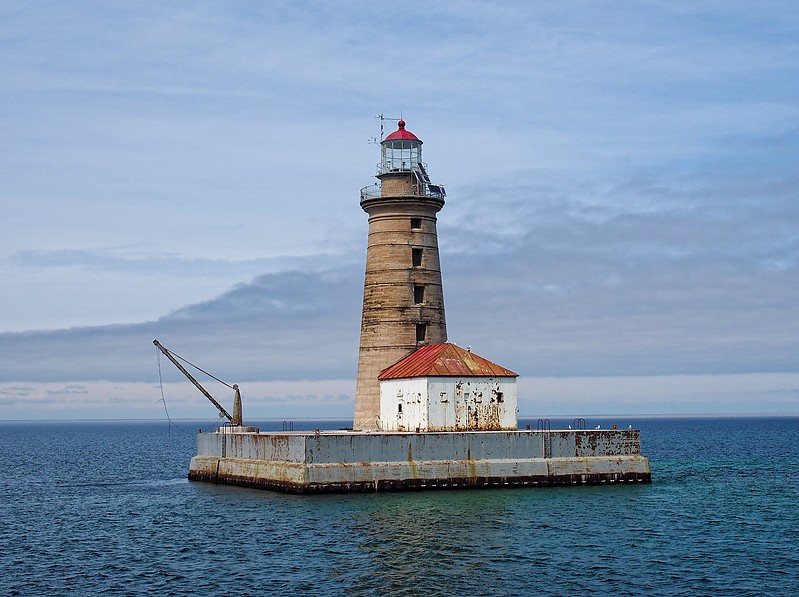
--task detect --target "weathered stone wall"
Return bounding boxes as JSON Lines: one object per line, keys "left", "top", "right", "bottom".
{"left": 190, "top": 429, "right": 652, "bottom": 493}
{"left": 197, "top": 429, "right": 644, "bottom": 462}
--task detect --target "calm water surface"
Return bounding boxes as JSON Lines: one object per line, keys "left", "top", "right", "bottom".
{"left": 1, "top": 416, "right": 797, "bottom": 595}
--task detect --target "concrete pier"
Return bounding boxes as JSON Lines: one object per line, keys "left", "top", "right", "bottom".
{"left": 188, "top": 429, "right": 651, "bottom": 493}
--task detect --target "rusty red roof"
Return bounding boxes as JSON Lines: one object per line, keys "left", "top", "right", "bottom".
{"left": 384, "top": 120, "right": 421, "bottom": 142}
{"left": 378, "top": 343, "right": 518, "bottom": 380}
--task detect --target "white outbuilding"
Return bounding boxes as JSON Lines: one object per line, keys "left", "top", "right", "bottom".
{"left": 378, "top": 343, "right": 519, "bottom": 432}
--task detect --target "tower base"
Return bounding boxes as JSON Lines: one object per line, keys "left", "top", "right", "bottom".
{"left": 188, "top": 429, "right": 651, "bottom": 493}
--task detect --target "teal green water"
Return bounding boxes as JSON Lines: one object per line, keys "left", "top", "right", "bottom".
{"left": 1, "top": 417, "right": 797, "bottom": 595}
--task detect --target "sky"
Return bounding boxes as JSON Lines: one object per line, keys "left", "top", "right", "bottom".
{"left": 1, "top": 1, "right": 798, "bottom": 420}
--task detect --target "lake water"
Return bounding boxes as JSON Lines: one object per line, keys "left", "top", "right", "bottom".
{"left": 1, "top": 416, "right": 797, "bottom": 595}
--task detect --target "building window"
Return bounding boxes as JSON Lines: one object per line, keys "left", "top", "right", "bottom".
{"left": 496, "top": 391, "right": 504, "bottom": 403}
{"left": 416, "top": 323, "right": 426, "bottom": 343}
{"left": 410, "top": 218, "right": 422, "bottom": 230}
{"left": 412, "top": 248, "right": 422, "bottom": 267}
{"left": 398, "top": 403, "right": 403, "bottom": 414}
{"left": 414, "top": 285, "right": 425, "bottom": 304}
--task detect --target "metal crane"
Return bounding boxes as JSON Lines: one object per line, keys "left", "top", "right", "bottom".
{"left": 153, "top": 339, "right": 243, "bottom": 426}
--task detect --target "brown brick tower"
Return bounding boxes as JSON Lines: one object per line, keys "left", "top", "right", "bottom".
{"left": 354, "top": 120, "right": 448, "bottom": 430}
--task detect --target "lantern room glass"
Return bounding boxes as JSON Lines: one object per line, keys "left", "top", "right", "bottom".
{"left": 380, "top": 139, "right": 422, "bottom": 174}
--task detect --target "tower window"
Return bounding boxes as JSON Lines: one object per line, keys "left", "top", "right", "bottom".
{"left": 410, "top": 218, "right": 422, "bottom": 230}
{"left": 416, "top": 323, "right": 426, "bottom": 343}
{"left": 412, "top": 248, "right": 422, "bottom": 267}
{"left": 414, "top": 285, "right": 425, "bottom": 304}
{"left": 398, "top": 403, "right": 403, "bottom": 414}
{"left": 496, "top": 392, "right": 504, "bottom": 403}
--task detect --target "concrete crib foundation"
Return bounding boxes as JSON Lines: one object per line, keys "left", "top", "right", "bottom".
{"left": 188, "top": 429, "right": 651, "bottom": 494}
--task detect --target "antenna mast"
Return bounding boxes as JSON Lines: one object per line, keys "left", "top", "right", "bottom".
{"left": 371, "top": 113, "right": 401, "bottom": 143}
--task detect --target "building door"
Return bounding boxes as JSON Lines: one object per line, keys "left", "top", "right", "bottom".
{"left": 454, "top": 382, "right": 465, "bottom": 430}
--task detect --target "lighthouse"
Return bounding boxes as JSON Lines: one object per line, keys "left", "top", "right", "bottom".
{"left": 187, "top": 120, "right": 652, "bottom": 492}
{"left": 353, "top": 120, "right": 448, "bottom": 430}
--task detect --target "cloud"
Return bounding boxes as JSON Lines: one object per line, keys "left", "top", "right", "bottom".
{"left": 46, "top": 384, "right": 89, "bottom": 396}
{"left": 1, "top": 1, "right": 798, "bottom": 419}
{"left": 2, "top": 374, "right": 797, "bottom": 420}
{"left": 2, "top": 157, "right": 797, "bottom": 387}
{"left": 437, "top": 156, "right": 799, "bottom": 374}
{"left": 9, "top": 246, "right": 356, "bottom": 277}
{"left": 521, "top": 373, "right": 799, "bottom": 416}
{"left": 0, "top": 267, "right": 363, "bottom": 383}
{"left": 0, "top": 379, "right": 357, "bottom": 420}
{"left": 2, "top": 139, "right": 798, "bottom": 386}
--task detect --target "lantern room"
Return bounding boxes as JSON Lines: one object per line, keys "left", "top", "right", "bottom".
{"left": 379, "top": 120, "right": 422, "bottom": 175}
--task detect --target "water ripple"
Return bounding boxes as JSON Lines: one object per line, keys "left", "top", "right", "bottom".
{"left": 0, "top": 417, "right": 797, "bottom": 595}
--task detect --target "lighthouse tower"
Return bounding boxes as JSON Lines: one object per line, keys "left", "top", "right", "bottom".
{"left": 354, "top": 120, "right": 448, "bottom": 430}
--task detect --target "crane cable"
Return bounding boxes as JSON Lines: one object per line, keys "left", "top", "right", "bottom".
{"left": 156, "top": 348, "right": 187, "bottom": 434}
{"left": 161, "top": 345, "right": 236, "bottom": 390}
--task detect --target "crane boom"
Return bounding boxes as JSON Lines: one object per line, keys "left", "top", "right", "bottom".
{"left": 153, "top": 339, "right": 242, "bottom": 425}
